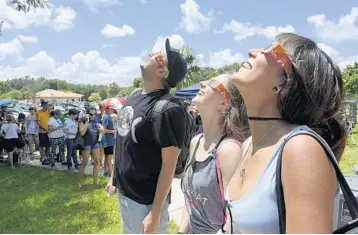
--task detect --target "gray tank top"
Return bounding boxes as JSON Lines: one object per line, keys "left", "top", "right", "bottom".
{"left": 181, "top": 134, "right": 231, "bottom": 234}
{"left": 225, "top": 125, "right": 339, "bottom": 234}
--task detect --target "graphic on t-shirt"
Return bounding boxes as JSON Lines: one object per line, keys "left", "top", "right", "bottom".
{"left": 117, "top": 106, "right": 134, "bottom": 137}
{"left": 131, "top": 117, "right": 143, "bottom": 143}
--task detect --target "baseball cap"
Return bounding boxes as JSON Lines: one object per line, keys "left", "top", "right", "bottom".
{"left": 165, "top": 38, "right": 188, "bottom": 88}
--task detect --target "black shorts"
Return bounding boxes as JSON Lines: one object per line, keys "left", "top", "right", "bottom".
{"left": 104, "top": 146, "right": 114, "bottom": 155}
{"left": 3, "top": 138, "right": 24, "bottom": 152}
{"left": 39, "top": 133, "right": 50, "bottom": 147}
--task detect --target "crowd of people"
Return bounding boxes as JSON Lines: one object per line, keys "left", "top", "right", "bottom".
{"left": 2, "top": 32, "right": 357, "bottom": 234}
{"left": 0, "top": 100, "right": 118, "bottom": 186}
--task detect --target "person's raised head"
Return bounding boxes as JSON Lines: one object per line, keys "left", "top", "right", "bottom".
{"left": 230, "top": 33, "right": 346, "bottom": 157}
{"left": 192, "top": 74, "right": 249, "bottom": 142}
{"left": 140, "top": 38, "right": 187, "bottom": 91}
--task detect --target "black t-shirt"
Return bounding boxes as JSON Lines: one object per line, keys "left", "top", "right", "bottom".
{"left": 80, "top": 118, "right": 100, "bottom": 146}
{"left": 113, "top": 88, "right": 186, "bottom": 205}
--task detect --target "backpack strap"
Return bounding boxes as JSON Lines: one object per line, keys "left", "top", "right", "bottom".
{"left": 150, "top": 92, "right": 173, "bottom": 119}
{"left": 276, "top": 129, "right": 358, "bottom": 234}
{"left": 127, "top": 88, "right": 142, "bottom": 99}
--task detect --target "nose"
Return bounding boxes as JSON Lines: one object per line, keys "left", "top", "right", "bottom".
{"left": 200, "top": 81, "right": 207, "bottom": 88}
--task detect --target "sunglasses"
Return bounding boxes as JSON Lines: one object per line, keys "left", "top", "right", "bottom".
{"left": 263, "top": 42, "right": 292, "bottom": 74}
{"left": 207, "top": 79, "right": 231, "bottom": 102}
{"left": 150, "top": 52, "right": 169, "bottom": 78}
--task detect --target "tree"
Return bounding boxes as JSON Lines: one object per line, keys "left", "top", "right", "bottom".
{"left": 108, "top": 82, "right": 120, "bottom": 97}
{"left": 88, "top": 93, "right": 101, "bottom": 102}
{"left": 133, "top": 77, "right": 143, "bottom": 88}
{"left": 178, "top": 46, "right": 200, "bottom": 89}
{"left": 98, "top": 88, "right": 108, "bottom": 100}
{"left": 342, "top": 62, "right": 358, "bottom": 98}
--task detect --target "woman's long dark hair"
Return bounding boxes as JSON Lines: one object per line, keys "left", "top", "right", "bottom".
{"left": 276, "top": 33, "right": 346, "bottom": 160}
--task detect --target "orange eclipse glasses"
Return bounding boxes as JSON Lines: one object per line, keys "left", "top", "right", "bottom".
{"left": 150, "top": 52, "right": 169, "bottom": 78}
{"left": 207, "top": 79, "right": 231, "bottom": 104}
{"left": 263, "top": 42, "right": 292, "bottom": 75}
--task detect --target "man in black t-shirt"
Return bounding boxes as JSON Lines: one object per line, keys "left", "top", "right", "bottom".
{"left": 107, "top": 38, "right": 188, "bottom": 234}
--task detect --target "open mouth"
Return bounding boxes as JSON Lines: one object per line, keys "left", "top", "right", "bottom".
{"left": 240, "top": 61, "right": 252, "bottom": 69}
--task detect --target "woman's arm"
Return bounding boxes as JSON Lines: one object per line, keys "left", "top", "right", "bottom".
{"left": 178, "top": 205, "right": 190, "bottom": 234}
{"left": 282, "top": 135, "right": 337, "bottom": 233}
{"left": 79, "top": 121, "right": 88, "bottom": 136}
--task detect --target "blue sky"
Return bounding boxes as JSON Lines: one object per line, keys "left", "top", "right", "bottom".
{"left": 0, "top": 0, "right": 357, "bottom": 86}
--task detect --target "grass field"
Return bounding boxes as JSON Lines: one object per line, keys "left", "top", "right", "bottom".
{"left": 0, "top": 166, "right": 178, "bottom": 234}
{"left": 0, "top": 122, "right": 357, "bottom": 234}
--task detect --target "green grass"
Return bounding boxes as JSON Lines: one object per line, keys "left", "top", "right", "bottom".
{"left": 0, "top": 165, "right": 179, "bottom": 234}
{"left": 340, "top": 123, "right": 358, "bottom": 175}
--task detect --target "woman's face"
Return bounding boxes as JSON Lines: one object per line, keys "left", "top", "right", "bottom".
{"left": 230, "top": 42, "right": 289, "bottom": 104}
{"left": 88, "top": 110, "right": 96, "bottom": 120}
{"left": 192, "top": 74, "right": 230, "bottom": 111}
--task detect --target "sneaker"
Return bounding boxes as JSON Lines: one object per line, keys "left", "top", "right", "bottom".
{"left": 61, "top": 162, "right": 67, "bottom": 166}
{"left": 75, "top": 165, "right": 80, "bottom": 170}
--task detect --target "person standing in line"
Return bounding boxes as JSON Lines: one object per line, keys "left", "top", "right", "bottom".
{"left": 64, "top": 108, "right": 80, "bottom": 170}
{"left": 97, "top": 104, "right": 105, "bottom": 169}
{"left": 47, "top": 109, "right": 66, "bottom": 168}
{"left": 36, "top": 101, "right": 50, "bottom": 163}
{"left": 101, "top": 103, "right": 116, "bottom": 177}
{"left": 26, "top": 107, "right": 39, "bottom": 160}
{"left": 107, "top": 38, "right": 188, "bottom": 234}
{"left": 0, "top": 115, "right": 22, "bottom": 168}
{"left": 76, "top": 106, "right": 103, "bottom": 188}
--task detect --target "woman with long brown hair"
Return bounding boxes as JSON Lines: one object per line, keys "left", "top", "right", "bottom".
{"left": 224, "top": 33, "right": 347, "bottom": 233}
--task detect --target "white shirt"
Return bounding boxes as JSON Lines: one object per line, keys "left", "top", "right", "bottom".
{"left": 64, "top": 118, "right": 77, "bottom": 139}
{"left": 1, "top": 123, "right": 18, "bottom": 139}
{"left": 48, "top": 117, "right": 65, "bottom": 138}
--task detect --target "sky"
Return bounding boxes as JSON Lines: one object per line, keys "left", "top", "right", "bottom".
{"left": 0, "top": 0, "right": 357, "bottom": 86}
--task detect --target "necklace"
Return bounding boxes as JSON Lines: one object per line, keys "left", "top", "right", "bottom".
{"left": 239, "top": 121, "right": 281, "bottom": 184}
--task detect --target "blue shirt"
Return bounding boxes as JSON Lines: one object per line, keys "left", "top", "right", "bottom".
{"left": 102, "top": 114, "right": 115, "bottom": 148}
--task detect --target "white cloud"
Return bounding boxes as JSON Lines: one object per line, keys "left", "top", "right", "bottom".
{"left": 317, "top": 43, "right": 339, "bottom": 60}
{"left": 0, "top": 50, "right": 141, "bottom": 86}
{"left": 216, "top": 20, "right": 295, "bottom": 40}
{"left": 199, "top": 49, "right": 244, "bottom": 68}
{"left": 307, "top": 8, "right": 358, "bottom": 42}
{"left": 80, "top": 0, "right": 121, "bottom": 11}
{"left": 0, "top": 39, "right": 23, "bottom": 60}
{"left": 0, "top": 51, "right": 56, "bottom": 79}
{"left": 0, "top": 1, "right": 76, "bottom": 31}
{"left": 101, "top": 24, "right": 135, "bottom": 38}
{"left": 52, "top": 6, "right": 77, "bottom": 31}
{"left": 179, "top": 0, "right": 213, "bottom": 33}
{"left": 17, "top": 35, "right": 39, "bottom": 44}
{"left": 140, "top": 0, "right": 148, "bottom": 5}
{"left": 102, "top": 44, "right": 115, "bottom": 48}
{"left": 316, "top": 43, "right": 358, "bottom": 70}
{"left": 151, "top": 34, "right": 185, "bottom": 53}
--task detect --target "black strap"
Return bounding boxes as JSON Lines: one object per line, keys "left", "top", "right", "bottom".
{"left": 248, "top": 117, "right": 283, "bottom": 121}
{"left": 276, "top": 130, "right": 358, "bottom": 234}
{"left": 150, "top": 92, "right": 173, "bottom": 118}
{"left": 214, "top": 134, "right": 228, "bottom": 150}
